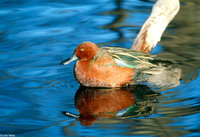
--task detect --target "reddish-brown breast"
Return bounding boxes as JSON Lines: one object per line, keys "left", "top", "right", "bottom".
{"left": 75, "top": 55, "right": 135, "bottom": 87}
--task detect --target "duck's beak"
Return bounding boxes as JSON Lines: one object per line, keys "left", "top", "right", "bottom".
{"left": 60, "top": 54, "right": 78, "bottom": 65}
{"left": 62, "top": 111, "right": 80, "bottom": 119}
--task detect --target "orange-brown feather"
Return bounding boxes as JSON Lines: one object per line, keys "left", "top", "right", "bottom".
{"left": 75, "top": 42, "right": 99, "bottom": 59}
{"left": 75, "top": 55, "right": 135, "bottom": 87}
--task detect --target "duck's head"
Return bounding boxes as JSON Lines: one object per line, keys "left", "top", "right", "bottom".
{"left": 60, "top": 41, "right": 100, "bottom": 65}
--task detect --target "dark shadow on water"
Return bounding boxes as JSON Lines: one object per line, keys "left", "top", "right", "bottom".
{"left": 62, "top": 85, "right": 159, "bottom": 126}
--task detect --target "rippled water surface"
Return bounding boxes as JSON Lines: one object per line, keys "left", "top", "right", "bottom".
{"left": 0, "top": 0, "right": 200, "bottom": 137}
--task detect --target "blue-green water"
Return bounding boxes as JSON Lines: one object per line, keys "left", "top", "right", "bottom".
{"left": 0, "top": 0, "right": 200, "bottom": 137}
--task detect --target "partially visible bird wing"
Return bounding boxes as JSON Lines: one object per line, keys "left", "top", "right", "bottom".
{"left": 102, "top": 47, "right": 154, "bottom": 68}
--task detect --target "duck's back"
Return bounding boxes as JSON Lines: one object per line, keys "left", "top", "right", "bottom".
{"left": 101, "top": 47, "right": 154, "bottom": 69}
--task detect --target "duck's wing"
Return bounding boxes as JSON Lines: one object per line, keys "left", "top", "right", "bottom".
{"left": 102, "top": 47, "right": 154, "bottom": 68}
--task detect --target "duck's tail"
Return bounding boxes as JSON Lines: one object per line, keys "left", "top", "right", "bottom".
{"left": 133, "top": 60, "right": 182, "bottom": 88}
{"left": 131, "top": 0, "right": 180, "bottom": 53}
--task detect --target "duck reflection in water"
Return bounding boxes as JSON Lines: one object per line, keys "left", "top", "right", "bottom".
{"left": 62, "top": 85, "right": 159, "bottom": 126}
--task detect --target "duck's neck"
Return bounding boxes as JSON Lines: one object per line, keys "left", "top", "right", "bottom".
{"left": 131, "top": 0, "right": 180, "bottom": 53}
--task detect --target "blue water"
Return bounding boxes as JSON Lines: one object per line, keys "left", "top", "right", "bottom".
{"left": 0, "top": 0, "right": 200, "bottom": 137}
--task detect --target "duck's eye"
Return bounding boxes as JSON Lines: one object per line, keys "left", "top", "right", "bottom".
{"left": 80, "top": 48, "right": 84, "bottom": 52}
